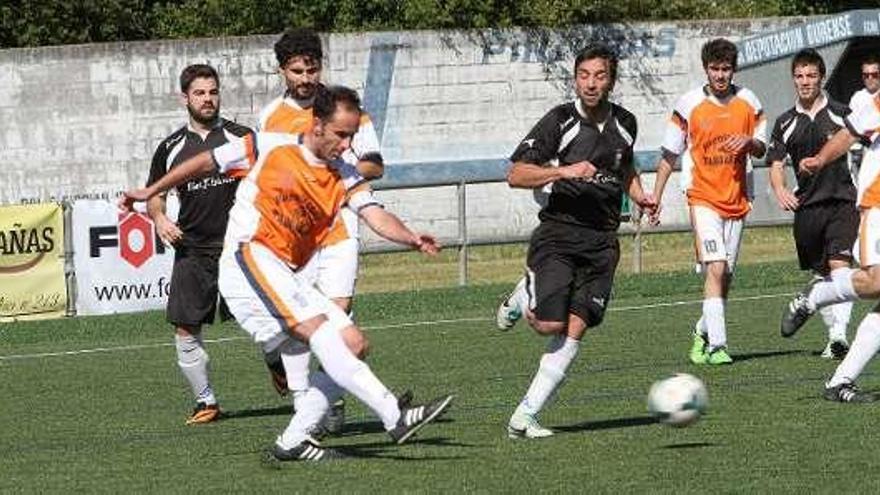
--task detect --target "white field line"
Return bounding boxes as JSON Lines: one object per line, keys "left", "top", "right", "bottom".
{"left": 0, "top": 291, "right": 793, "bottom": 362}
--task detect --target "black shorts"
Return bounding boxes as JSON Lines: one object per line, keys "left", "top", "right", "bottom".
{"left": 166, "top": 248, "right": 229, "bottom": 328}
{"left": 793, "top": 200, "right": 858, "bottom": 274}
{"left": 526, "top": 221, "right": 620, "bottom": 326}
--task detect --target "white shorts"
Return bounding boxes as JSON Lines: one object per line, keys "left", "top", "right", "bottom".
{"left": 298, "top": 237, "right": 359, "bottom": 299}
{"left": 689, "top": 205, "right": 744, "bottom": 273}
{"left": 858, "top": 207, "right": 880, "bottom": 267}
{"left": 218, "top": 241, "right": 351, "bottom": 346}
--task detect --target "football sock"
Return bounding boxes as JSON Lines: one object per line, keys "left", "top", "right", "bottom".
{"left": 830, "top": 301, "right": 853, "bottom": 343}
{"left": 808, "top": 268, "right": 858, "bottom": 310}
{"left": 309, "top": 322, "right": 400, "bottom": 430}
{"left": 703, "top": 297, "right": 726, "bottom": 351}
{"left": 510, "top": 275, "right": 529, "bottom": 311}
{"left": 820, "top": 304, "right": 836, "bottom": 333}
{"left": 277, "top": 370, "right": 344, "bottom": 449}
{"left": 279, "top": 338, "right": 312, "bottom": 396}
{"left": 175, "top": 333, "right": 216, "bottom": 405}
{"left": 515, "top": 334, "right": 580, "bottom": 416}
{"left": 827, "top": 313, "right": 880, "bottom": 387}
{"left": 694, "top": 315, "right": 707, "bottom": 336}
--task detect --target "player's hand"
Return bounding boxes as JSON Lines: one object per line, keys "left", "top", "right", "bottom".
{"left": 636, "top": 193, "right": 661, "bottom": 226}
{"left": 772, "top": 187, "right": 799, "bottom": 211}
{"left": 413, "top": 233, "right": 440, "bottom": 255}
{"left": 155, "top": 215, "right": 183, "bottom": 246}
{"left": 118, "top": 188, "right": 150, "bottom": 212}
{"left": 559, "top": 161, "right": 597, "bottom": 180}
{"left": 799, "top": 156, "right": 821, "bottom": 175}
{"left": 719, "top": 134, "right": 754, "bottom": 154}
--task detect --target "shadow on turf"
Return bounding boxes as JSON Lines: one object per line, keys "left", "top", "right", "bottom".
{"left": 261, "top": 437, "right": 468, "bottom": 466}
{"left": 730, "top": 349, "right": 805, "bottom": 362}
{"left": 221, "top": 405, "right": 292, "bottom": 420}
{"left": 554, "top": 414, "right": 658, "bottom": 433}
{"left": 661, "top": 442, "right": 715, "bottom": 450}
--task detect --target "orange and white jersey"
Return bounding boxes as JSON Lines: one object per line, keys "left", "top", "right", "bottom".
{"left": 211, "top": 132, "right": 372, "bottom": 268}
{"left": 662, "top": 85, "right": 766, "bottom": 219}
{"left": 847, "top": 95, "right": 880, "bottom": 208}
{"left": 258, "top": 94, "right": 381, "bottom": 242}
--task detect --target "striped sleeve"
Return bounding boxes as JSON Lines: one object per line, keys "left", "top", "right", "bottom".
{"left": 846, "top": 98, "right": 880, "bottom": 144}
{"left": 660, "top": 96, "right": 689, "bottom": 156}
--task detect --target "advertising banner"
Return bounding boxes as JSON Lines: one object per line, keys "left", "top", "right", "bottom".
{"left": 72, "top": 198, "right": 178, "bottom": 315}
{"left": 0, "top": 203, "right": 66, "bottom": 321}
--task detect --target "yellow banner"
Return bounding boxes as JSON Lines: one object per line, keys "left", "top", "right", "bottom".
{"left": 0, "top": 203, "right": 66, "bottom": 321}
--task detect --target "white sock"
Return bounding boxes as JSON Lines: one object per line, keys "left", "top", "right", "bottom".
{"left": 830, "top": 301, "right": 853, "bottom": 343}
{"left": 827, "top": 313, "right": 880, "bottom": 387}
{"left": 694, "top": 316, "right": 707, "bottom": 336}
{"left": 703, "top": 297, "right": 726, "bottom": 351}
{"left": 277, "top": 371, "right": 344, "bottom": 449}
{"left": 309, "top": 322, "right": 400, "bottom": 430}
{"left": 279, "top": 338, "right": 312, "bottom": 396}
{"left": 808, "top": 268, "right": 858, "bottom": 310}
{"left": 175, "top": 333, "right": 216, "bottom": 405}
{"left": 515, "top": 334, "right": 580, "bottom": 416}
{"left": 820, "top": 304, "right": 837, "bottom": 334}
{"left": 510, "top": 275, "right": 528, "bottom": 311}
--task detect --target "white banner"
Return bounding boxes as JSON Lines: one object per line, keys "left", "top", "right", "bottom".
{"left": 72, "top": 198, "right": 179, "bottom": 315}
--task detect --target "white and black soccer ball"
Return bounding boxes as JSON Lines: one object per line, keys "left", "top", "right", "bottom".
{"left": 647, "top": 373, "right": 708, "bottom": 427}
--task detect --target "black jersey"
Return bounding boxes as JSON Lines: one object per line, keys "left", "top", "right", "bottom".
{"left": 766, "top": 97, "right": 855, "bottom": 207}
{"left": 510, "top": 100, "right": 637, "bottom": 231}
{"left": 147, "top": 118, "right": 253, "bottom": 251}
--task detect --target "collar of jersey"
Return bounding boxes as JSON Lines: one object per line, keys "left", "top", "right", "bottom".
{"left": 574, "top": 98, "right": 610, "bottom": 128}
{"left": 794, "top": 90, "right": 828, "bottom": 117}
{"left": 186, "top": 118, "right": 223, "bottom": 135}
{"left": 702, "top": 83, "right": 739, "bottom": 106}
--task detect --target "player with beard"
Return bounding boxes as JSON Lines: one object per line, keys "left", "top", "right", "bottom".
{"left": 256, "top": 28, "right": 390, "bottom": 434}
{"left": 146, "top": 64, "right": 252, "bottom": 424}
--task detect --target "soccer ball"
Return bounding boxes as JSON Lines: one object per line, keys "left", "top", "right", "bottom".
{"left": 647, "top": 373, "right": 708, "bottom": 427}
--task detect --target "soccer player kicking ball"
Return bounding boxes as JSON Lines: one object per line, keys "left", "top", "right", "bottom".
{"left": 782, "top": 83, "right": 880, "bottom": 403}
{"left": 652, "top": 39, "right": 767, "bottom": 365}
{"left": 768, "top": 49, "right": 856, "bottom": 360}
{"left": 122, "top": 85, "right": 454, "bottom": 460}
{"left": 257, "top": 27, "right": 390, "bottom": 434}
{"left": 499, "top": 45, "right": 656, "bottom": 439}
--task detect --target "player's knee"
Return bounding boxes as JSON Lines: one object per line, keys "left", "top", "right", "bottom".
{"left": 530, "top": 319, "right": 566, "bottom": 335}
{"left": 341, "top": 325, "right": 369, "bottom": 358}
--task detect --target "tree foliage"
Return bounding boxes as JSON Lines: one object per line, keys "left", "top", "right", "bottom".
{"left": 0, "top": 0, "right": 860, "bottom": 49}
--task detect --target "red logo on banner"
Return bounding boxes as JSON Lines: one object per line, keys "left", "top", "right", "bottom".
{"left": 117, "top": 212, "right": 154, "bottom": 268}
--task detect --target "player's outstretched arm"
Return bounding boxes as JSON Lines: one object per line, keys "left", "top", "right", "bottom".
{"left": 120, "top": 150, "right": 217, "bottom": 211}
{"left": 768, "top": 161, "right": 798, "bottom": 211}
{"left": 359, "top": 205, "right": 440, "bottom": 255}
{"left": 800, "top": 128, "right": 858, "bottom": 175}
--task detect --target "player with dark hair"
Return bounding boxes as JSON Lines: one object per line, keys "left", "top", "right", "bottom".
{"left": 498, "top": 44, "right": 656, "bottom": 438}
{"left": 123, "top": 84, "right": 454, "bottom": 461}
{"left": 652, "top": 38, "right": 767, "bottom": 365}
{"left": 769, "top": 48, "right": 856, "bottom": 359}
{"left": 146, "top": 63, "right": 252, "bottom": 424}
{"left": 257, "top": 27, "right": 390, "bottom": 434}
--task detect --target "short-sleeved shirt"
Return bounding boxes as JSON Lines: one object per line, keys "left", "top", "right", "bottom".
{"left": 510, "top": 99, "right": 637, "bottom": 232}
{"left": 766, "top": 94, "right": 855, "bottom": 207}
{"left": 662, "top": 85, "right": 767, "bottom": 219}
{"left": 258, "top": 93, "right": 380, "bottom": 244}
{"left": 147, "top": 118, "right": 252, "bottom": 251}
{"left": 846, "top": 96, "right": 880, "bottom": 208}
{"left": 211, "top": 132, "right": 369, "bottom": 268}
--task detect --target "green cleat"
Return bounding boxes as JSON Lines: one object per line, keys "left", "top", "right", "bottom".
{"left": 706, "top": 347, "right": 733, "bottom": 365}
{"left": 689, "top": 331, "right": 708, "bottom": 364}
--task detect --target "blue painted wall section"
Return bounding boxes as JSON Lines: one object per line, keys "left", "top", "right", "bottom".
{"left": 362, "top": 33, "right": 400, "bottom": 143}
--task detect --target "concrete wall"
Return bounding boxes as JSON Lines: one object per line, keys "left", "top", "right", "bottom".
{"left": 1, "top": 18, "right": 807, "bottom": 245}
